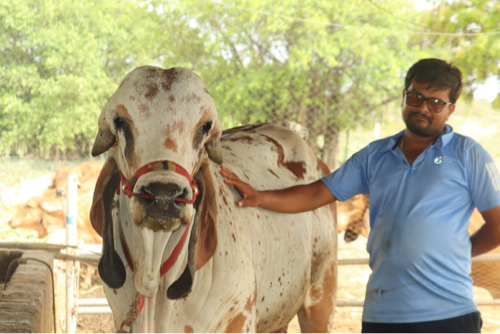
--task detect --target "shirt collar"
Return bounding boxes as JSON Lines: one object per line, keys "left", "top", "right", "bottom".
{"left": 384, "top": 124, "right": 454, "bottom": 152}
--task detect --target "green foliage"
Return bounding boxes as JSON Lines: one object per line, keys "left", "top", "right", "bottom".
{"left": 0, "top": 0, "right": 498, "bottom": 166}
{"left": 418, "top": 0, "right": 500, "bottom": 101}
{"left": 0, "top": 0, "right": 157, "bottom": 157}
{"left": 146, "top": 0, "right": 422, "bottom": 165}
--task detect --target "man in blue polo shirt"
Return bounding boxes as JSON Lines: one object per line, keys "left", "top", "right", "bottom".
{"left": 220, "top": 58, "right": 500, "bottom": 332}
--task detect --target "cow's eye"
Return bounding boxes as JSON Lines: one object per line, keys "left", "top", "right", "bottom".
{"left": 114, "top": 117, "right": 125, "bottom": 128}
{"left": 202, "top": 122, "right": 212, "bottom": 132}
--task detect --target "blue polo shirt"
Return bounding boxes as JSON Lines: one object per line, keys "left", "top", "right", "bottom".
{"left": 321, "top": 125, "right": 500, "bottom": 323}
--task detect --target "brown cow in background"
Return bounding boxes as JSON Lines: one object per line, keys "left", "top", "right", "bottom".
{"left": 9, "top": 161, "right": 103, "bottom": 244}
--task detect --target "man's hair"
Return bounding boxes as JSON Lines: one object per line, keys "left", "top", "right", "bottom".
{"left": 404, "top": 58, "right": 463, "bottom": 104}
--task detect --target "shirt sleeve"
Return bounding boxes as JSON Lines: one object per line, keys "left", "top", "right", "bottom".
{"left": 320, "top": 146, "right": 370, "bottom": 201}
{"left": 467, "top": 143, "right": 500, "bottom": 212}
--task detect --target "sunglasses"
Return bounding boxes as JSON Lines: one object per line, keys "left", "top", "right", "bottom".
{"left": 405, "top": 90, "right": 452, "bottom": 114}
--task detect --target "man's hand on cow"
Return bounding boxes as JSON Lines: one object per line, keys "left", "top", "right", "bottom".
{"left": 220, "top": 165, "right": 260, "bottom": 207}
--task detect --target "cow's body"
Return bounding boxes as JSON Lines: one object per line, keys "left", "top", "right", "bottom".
{"left": 90, "top": 66, "right": 337, "bottom": 332}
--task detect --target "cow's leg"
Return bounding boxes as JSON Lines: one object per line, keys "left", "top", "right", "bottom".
{"left": 297, "top": 259, "right": 337, "bottom": 333}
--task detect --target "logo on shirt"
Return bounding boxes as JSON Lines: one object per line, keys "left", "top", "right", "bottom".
{"left": 434, "top": 156, "right": 442, "bottom": 165}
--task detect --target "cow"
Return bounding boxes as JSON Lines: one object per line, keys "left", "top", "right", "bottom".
{"left": 89, "top": 66, "right": 337, "bottom": 332}
{"left": 9, "top": 162, "right": 103, "bottom": 245}
{"left": 337, "top": 194, "right": 369, "bottom": 242}
{"left": 53, "top": 161, "right": 104, "bottom": 196}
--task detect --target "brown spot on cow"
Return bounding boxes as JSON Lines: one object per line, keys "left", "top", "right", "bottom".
{"left": 129, "top": 95, "right": 136, "bottom": 101}
{"left": 189, "top": 92, "right": 201, "bottom": 104}
{"left": 303, "top": 261, "right": 337, "bottom": 332}
{"left": 284, "top": 161, "right": 307, "bottom": 179}
{"left": 227, "top": 135, "right": 254, "bottom": 144}
{"left": 268, "top": 169, "right": 280, "bottom": 178}
{"left": 245, "top": 283, "right": 257, "bottom": 312}
{"left": 204, "top": 87, "right": 211, "bottom": 95}
{"left": 160, "top": 68, "right": 180, "bottom": 91}
{"left": 232, "top": 233, "right": 236, "bottom": 242}
{"left": 184, "top": 325, "right": 194, "bottom": 333}
{"left": 262, "top": 134, "right": 306, "bottom": 179}
{"left": 316, "top": 158, "right": 331, "bottom": 176}
{"left": 164, "top": 138, "right": 178, "bottom": 152}
{"left": 169, "top": 95, "right": 175, "bottom": 103}
{"left": 139, "top": 104, "right": 150, "bottom": 119}
{"left": 225, "top": 313, "right": 246, "bottom": 333}
{"left": 145, "top": 82, "right": 159, "bottom": 101}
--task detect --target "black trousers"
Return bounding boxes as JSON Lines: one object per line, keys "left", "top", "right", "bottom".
{"left": 362, "top": 311, "right": 482, "bottom": 333}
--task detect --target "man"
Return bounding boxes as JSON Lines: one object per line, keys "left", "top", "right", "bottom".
{"left": 220, "top": 58, "right": 500, "bottom": 333}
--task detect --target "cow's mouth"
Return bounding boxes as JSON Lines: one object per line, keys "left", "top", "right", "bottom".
{"left": 141, "top": 215, "right": 182, "bottom": 232}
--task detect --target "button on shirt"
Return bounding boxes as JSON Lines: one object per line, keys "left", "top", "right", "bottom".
{"left": 321, "top": 125, "right": 500, "bottom": 323}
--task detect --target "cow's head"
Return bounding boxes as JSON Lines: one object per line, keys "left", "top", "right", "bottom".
{"left": 90, "top": 66, "right": 222, "bottom": 297}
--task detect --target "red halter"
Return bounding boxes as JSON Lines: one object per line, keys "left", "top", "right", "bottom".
{"left": 116, "top": 159, "right": 197, "bottom": 313}
{"left": 119, "top": 160, "right": 199, "bottom": 204}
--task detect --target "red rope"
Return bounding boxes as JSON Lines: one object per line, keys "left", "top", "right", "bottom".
{"left": 119, "top": 160, "right": 198, "bottom": 204}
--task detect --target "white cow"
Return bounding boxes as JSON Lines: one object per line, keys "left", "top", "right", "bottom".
{"left": 90, "top": 66, "right": 337, "bottom": 332}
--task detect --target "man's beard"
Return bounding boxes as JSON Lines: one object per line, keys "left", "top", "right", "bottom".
{"left": 403, "top": 111, "right": 441, "bottom": 137}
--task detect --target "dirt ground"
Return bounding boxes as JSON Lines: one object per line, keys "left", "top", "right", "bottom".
{"left": 75, "top": 234, "right": 500, "bottom": 333}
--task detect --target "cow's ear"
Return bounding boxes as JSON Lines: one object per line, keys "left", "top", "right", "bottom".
{"left": 90, "top": 158, "right": 117, "bottom": 237}
{"left": 92, "top": 126, "right": 115, "bottom": 157}
{"left": 91, "top": 157, "right": 126, "bottom": 289}
{"left": 167, "top": 162, "right": 218, "bottom": 299}
{"left": 205, "top": 137, "right": 223, "bottom": 165}
{"left": 193, "top": 162, "right": 218, "bottom": 270}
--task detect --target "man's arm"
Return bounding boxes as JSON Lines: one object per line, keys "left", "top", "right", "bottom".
{"left": 471, "top": 205, "right": 500, "bottom": 257}
{"left": 220, "top": 165, "right": 337, "bottom": 213}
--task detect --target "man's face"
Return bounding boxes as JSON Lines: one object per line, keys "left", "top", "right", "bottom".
{"left": 402, "top": 81, "right": 455, "bottom": 138}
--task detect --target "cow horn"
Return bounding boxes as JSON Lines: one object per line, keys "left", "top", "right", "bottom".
{"left": 205, "top": 138, "right": 223, "bottom": 165}
{"left": 97, "top": 164, "right": 126, "bottom": 289}
{"left": 92, "top": 127, "right": 115, "bottom": 157}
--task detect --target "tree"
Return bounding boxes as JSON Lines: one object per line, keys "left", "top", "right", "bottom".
{"left": 417, "top": 0, "right": 500, "bottom": 107}
{"left": 146, "top": 0, "right": 423, "bottom": 167}
{"left": 0, "top": 0, "right": 157, "bottom": 158}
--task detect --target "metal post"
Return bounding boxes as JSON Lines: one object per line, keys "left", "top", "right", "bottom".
{"left": 66, "top": 172, "right": 78, "bottom": 333}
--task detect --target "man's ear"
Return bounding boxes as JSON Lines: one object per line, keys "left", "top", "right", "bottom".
{"left": 447, "top": 104, "right": 456, "bottom": 120}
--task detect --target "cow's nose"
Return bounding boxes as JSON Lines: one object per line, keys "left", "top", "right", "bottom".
{"left": 143, "top": 182, "right": 184, "bottom": 201}
{"left": 140, "top": 182, "right": 190, "bottom": 218}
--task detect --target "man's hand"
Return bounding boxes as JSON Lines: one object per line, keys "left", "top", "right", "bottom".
{"left": 220, "top": 165, "right": 260, "bottom": 207}
{"left": 221, "top": 164, "right": 337, "bottom": 213}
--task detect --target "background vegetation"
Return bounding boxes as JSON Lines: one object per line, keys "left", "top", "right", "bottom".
{"left": 0, "top": 0, "right": 499, "bottom": 168}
